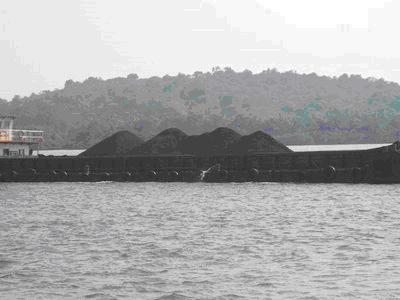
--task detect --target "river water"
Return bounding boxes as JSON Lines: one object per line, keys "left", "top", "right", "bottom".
{"left": 1, "top": 182, "right": 400, "bottom": 299}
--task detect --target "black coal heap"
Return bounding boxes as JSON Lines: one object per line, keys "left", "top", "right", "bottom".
{"left": 79, "top": 130, "right": 144, "bottom": 156}
{"left": 83, "top": 127, "right": 292, "bottom": 156}
{"left": 130, "top": 128, "right": 188, "bottom": 155}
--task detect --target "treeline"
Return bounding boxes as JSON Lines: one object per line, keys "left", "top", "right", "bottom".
{"left": 1, "top": 67, "right": 400, "bottom": 149}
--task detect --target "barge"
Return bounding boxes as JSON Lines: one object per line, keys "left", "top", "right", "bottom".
{"left": 1, "top": 115, "right": 399, "bottom": 184}
{"left": 0, "top": 141, "right": 399, "bottom": 183}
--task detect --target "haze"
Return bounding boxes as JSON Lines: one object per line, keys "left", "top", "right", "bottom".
{"left": 1, "top": 0, "right": 399, "bottom": 100}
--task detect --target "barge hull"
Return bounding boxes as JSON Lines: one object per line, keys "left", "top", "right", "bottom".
{"left": 1, "top": 142, "right": 400, "bottom": 184}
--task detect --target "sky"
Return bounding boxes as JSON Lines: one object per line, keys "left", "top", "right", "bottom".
{"left": 1, "top": 0, "right": 399, "bottom": 100}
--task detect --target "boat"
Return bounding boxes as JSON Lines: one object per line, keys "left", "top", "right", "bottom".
{"left": 0, "top": 116, "right": 44, "bottom": 157}
{"left": 0, "top": 116, "right": 399, "bottom": 183}
{"left": 0, "top": 141, "right": 399, "bottom": 183}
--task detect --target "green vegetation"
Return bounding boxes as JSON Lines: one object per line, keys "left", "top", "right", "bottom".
{"left": 2, "top": 68, "right": 400, "bottom": 149}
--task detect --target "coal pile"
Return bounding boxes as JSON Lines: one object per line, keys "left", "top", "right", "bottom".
{"left": 130, "top": 128, "right": 188, "bottom": 155}
{"left": 178, "top": 127, "right": 242, "bottom": 156}
{"left": 81, "top": 127, "right": 292, "bottom": 157}
{"left": 231, "top": 130, "right": 292, "bottom": 154}
{"left": 79, "top": 130, "right": 144, "bottom": 156}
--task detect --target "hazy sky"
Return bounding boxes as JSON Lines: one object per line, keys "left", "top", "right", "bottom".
{"left": 1, "top": 0, "right": 399, "bottom": 100}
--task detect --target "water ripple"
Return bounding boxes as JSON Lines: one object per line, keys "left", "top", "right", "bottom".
{"left": 1, "top": 182, "right": 400, "bottom": 299}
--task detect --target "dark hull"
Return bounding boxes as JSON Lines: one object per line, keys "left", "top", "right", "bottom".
{"left": 1, "top": 142, "right": 400, "bottom": 184}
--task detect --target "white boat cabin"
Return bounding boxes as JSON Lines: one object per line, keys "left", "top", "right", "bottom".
{"left": 0, "top": 116, "right": 44, "bottom": 157}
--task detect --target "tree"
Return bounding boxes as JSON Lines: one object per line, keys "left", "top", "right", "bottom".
{"left": 64, "top": 79, "right": 74, "bottom": 88}
{"left": 212, "top": 66, "right": 221, "bottom": 73}
{"left": 12, "top": 95, "right": 21, "bottom": 102}
{"left": 127, "top": 73, "right": 139, "bottom": 80}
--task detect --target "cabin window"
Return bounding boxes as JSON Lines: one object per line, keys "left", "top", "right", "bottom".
{"left": 3, "top": 149, "right": 9, "bottom": 156}
{"left": 19, "top": 149, "right": 25, "bottom": 156}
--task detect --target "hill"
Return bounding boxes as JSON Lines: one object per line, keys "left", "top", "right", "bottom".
{"left": 79, "top": 130, "right": 143, "bottom": 156}
{"left": 2, "top": 67, "right": 400, "bottom": 148}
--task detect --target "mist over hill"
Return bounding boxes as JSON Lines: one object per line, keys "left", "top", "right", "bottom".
{"left": 2, "top": 67, "right": 400, "bottom": 149}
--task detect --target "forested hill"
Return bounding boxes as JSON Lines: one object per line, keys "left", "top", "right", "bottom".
{"left": 2, "top": 67, "right": 400, "bottom": 149}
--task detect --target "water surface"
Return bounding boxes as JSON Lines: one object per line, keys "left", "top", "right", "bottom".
{"left": 1, "top": 182, "right": 400, "bottom": 299}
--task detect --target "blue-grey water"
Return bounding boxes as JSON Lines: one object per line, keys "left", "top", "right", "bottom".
{"left": 1, "top": 182, "right": 400, "bottom": 299}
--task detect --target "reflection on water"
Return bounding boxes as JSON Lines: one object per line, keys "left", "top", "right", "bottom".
{"left": 1, "top": 182, "right": 400, "bottom": 299}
